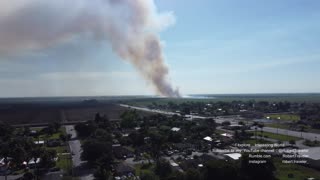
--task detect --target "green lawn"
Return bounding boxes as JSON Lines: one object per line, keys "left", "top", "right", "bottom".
{"left": 265, "top": 114, "right": 300, "bottom": 122}
{"left": 266, "top": 123, "right": 292, "bottom": 129}
{"left": 56, "top": 154, "right": 72, "bottom": 174}
{"left": 255, "top": 131, "right": 301, "bottom": 141}
{"left": 274, "top": 159, "right": 320, "bottom": 180}
{"left": 38, "top": 129, "right": 63, "bottom": 140}
{"left": 47, "top": 146, "right": 69, "bottom": 154}
{"left": 135, "top": 164, "right": 157, "bottom": 178}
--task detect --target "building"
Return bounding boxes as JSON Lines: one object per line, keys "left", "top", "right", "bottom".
{"left": 171, "top": 127, "right": 181, "bottom": 132}
{"left": 224, "top": 153, "right": 241, "bottom": 160}
{"left": 114, "top": 162, "right": 135, "bottom": 177}
{"left": 203, "top": 136, "right": 213, "bottom": 142}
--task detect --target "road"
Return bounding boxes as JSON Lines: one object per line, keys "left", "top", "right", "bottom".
{"left": 257, "top": 126, "right": 320, "bottom": 141}
{"left": 119, "top": 104, "right": 243, "bottom": 123}
{"left": 65, "top": 125, "right": 93, "bottom": 180}
{"left": 121, "top": 104, "right": 320, "bottom": 140}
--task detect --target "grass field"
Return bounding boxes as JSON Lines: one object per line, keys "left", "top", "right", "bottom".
{"left": 255, "top": 131, "right": 301, "bottom": 141}
{"left": 274, "top": 159, "right": 320, "bottom": 180}
{"left": 265, "top": 114, "right": 300, "bottom": 122}
{"left": 266, "top": 123, "right": 292, "bottom": 129}
{"left": 56, "top": 154, "right": 72, "bottom": 174}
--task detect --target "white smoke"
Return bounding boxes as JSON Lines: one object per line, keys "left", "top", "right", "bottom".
{"left": 0, "top": 0, "right": 180, "bottom": 97}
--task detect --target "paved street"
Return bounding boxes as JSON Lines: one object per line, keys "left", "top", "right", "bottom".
{"left": 257, "top": 126, "right": 320, "bottom": 141}
{"left": 65, "top": 125, "right": 93, "bottom": 180}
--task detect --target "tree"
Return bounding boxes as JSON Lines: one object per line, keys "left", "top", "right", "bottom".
{"left": 129, "top": 132, "right": 145, "bottom": 146}
{"left": 149, "top": 131, "right": 165, "bottom": 159}
{"left": 91, "top": 129, "right": 112, "bottom": 142}
{"left": 95, "top": 113, "right": 102, "bottom": 123}
{"left": 258, "top": 123, "right": 264, "bottom": 139}
{"left": 168, "top": 131, "right": 182, "bottom": 143}
{"left": 155, "top": 160, "right": 172, "bottom": 178}
{"left": 94, "top": 165, "right": 110, "bottom": 180}
{"left": 81, "top": 139, "right": 112, "bottom": 164}
{"left": 204, "top": 160, "right": 238, "bottom": 180}
{"left": 222, "top": 121, "right": 231, "bottom": 126}
{"left": 239, "top": 153, "right": 276, "bottom": 180}
{"left": 23, "top": 171, "right": 34, "bottom": 180}
{"left": 75, "top": 122, "right": 97, "bottom": 138}
{"left": 40, "top": 149, "right": 57, "bottom": 168}
{"left": 140, "top": 171, "right": 158, "bottom": 180}
{"left": 0, "top": 122, "right": 14, "bottom": 139}
{"left": 185, "top": 168, "right": 201, "bottom": 180}
{"left": 289, "top": 139, "right": 296, "bottom": 145}
{"left": 120, "top": 110, "right": 139, "bottom": 128}
{"left": 0, "top": 141, "right": 10, "bottom": 180}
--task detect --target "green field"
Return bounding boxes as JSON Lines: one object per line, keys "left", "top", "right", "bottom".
{"left": 274, "top": 159, "right": 320, "bottom": 180}
{"left": 255, "top": 131, "right": 301, "bottom": 141}
{"left": 265, "top": 114, "right": 300, "bottom": 122}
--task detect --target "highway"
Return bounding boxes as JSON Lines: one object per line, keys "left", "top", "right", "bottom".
{"left": 121, "top": 104, "right": 320, "bottom": 141}
{"left": 259, "top": 126, "right": 320, "bottom": 141}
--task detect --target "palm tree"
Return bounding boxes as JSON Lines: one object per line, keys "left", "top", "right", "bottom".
{"left": 255, "top": 126, "right": 258, "bottom": 143}
{"left": 0, "top": 142, "right": 10, "bottom": 180}
{"left": 258, "top": 123, "right": 264, "bottom": 140}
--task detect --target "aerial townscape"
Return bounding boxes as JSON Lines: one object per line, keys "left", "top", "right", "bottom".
{"left": 1, "top": 0, "right": 320, "bottom": 180}
{"left": 0, "top": 94, "right": 320, "bottom": 179}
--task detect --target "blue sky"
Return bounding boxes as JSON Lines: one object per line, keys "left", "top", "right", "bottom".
{"left": 0, "top": 0, "right": 320, "bottom": 97}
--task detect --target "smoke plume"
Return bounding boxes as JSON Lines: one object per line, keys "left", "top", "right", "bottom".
{"left": 0, "top": 0, "right": 180, "bottom": 97}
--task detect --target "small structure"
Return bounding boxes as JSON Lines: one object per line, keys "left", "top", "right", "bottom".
{"left": 34, "top": 140, "right": 45, "bottom": 145}
{"left": 171, "top": 127, "right": 181, "bottom": 132}
{"left": 221, "top": 133, "right": 233, "bottom": 138}
{"left": 203, "top": 136, "right": 213, "bottom": 142}
{"left": 28, "top": 158, "right": 40, "bottom": 168}
{"left": 227, "top": 124, "right": 243, "bottom": 130}
{"left": 170, "top": 162, "right": 179, "bottom": 167}
{"left": 47, "top": 139, "right": 61, "bottom": 147}
{"left": 224, "top": 153, "right": 241, "bottom": 160}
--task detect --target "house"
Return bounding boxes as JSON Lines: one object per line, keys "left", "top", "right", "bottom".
{"left": 114, "top": 162, "right": 135, "bottom": 177}
{"left": 112, "top": 145, "right": 134, "bottom": 159}
{"left": 170, "top": 161, "right": 184, "bottom": 172}
{"left": 0, "top": 158, "right": 12, "bottom": 175}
